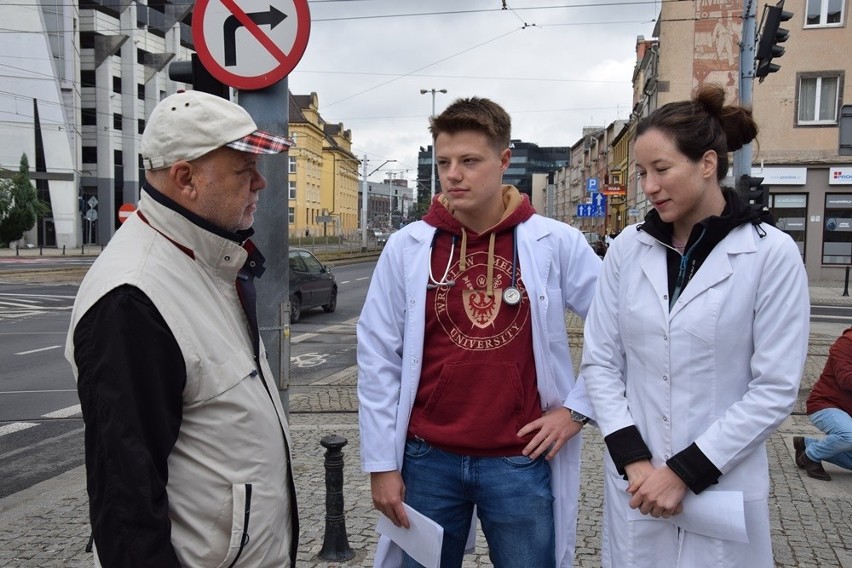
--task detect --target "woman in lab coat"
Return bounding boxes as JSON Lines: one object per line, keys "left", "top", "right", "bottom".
{"left": 581, "top": 84, "right": 810, "bottom": 567}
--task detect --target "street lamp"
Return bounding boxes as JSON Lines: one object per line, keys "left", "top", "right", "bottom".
{"left": 420, "top": 89, "right": 447, "bottom": 198}
{"left": 361, "top": 158, "right": 397, "bottom": 252}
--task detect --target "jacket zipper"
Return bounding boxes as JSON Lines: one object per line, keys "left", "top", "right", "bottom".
{"left": 669, "top": 227, "right": 706, "bottom": 309}
{"left": 226, "top": 483, "right": 252, "bottom": 568}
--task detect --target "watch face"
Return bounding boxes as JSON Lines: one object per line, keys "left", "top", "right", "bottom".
{"left": 503, "top": 287, "right": 521, "bottom": 305}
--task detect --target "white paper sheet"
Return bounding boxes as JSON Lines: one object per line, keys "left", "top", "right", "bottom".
{"left": 376, "top": 503, "right": 444, "bottom": 568}
{"left": 627, "top": 490, "right": 748, "bottom": 542}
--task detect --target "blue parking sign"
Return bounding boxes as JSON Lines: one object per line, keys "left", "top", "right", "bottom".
{"left": 586, "top": 178, "right": 599, "bottom": 192}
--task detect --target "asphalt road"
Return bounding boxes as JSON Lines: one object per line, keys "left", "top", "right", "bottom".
{"left": 0, "top": 261, "right": 376, "bottom": 499}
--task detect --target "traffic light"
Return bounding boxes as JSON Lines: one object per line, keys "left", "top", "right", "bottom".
{"left": 755, "top": 0, "right": 793, "bottom": 82}
{"left": 741, "top": 174, "right": 769, "bottom": 209}
{"left": 168, "top": 53, "right": 229, "bottom": 99}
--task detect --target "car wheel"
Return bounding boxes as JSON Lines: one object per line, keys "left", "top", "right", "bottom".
{"left": 322, "top": 287, "right": 337, "bottom": 313}
{"left": 290, "top": 294, "right": 301, "bottom": 323}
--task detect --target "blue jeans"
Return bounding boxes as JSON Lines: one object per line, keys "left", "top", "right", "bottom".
{"left": 400, "top": 438, "right": 555, "bottom": 568}
{"left": 806, "top": 408, "right": 852, "bottom": 470}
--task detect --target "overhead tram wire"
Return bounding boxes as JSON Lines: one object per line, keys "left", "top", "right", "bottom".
{"left": 320, "top": 26, "right": 523, "bottom": 109}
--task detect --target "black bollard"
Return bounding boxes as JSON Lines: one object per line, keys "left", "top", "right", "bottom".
{"left": 15, "top": 245, "right": 18, "bottom": 256}
{"left": 318, "top": 434, "right": 354, "bottom": 561}
{"left": 62, "top": 245, "right": 66, "bottom": 255}
{"left": 844, "top": 266, "right": 850, "bottom": 297}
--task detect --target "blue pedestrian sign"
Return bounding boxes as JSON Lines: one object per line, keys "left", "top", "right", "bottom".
{"left": 576, "top": 194, "right": 606, "bottom": 218}
{"left": 586, "top": 178, "right": 599, "bottom": 192}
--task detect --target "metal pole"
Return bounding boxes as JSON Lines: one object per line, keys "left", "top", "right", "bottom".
{"left": 430, "top": 92, "right": 437, "bottom": 198}
{"left": 361, "top": 154, "right": 368, "bottom": 253}
{"left": 421, "top": 89, "right": 446, "bottom": 199}
{"left": 240, "top": 80, "right": 291, "bottom": 414}
{"left": 843, "top": 266, "right": 850, "bottom": 297}
{"left": 733, "top": 0, "right": 757, "bottom": 197}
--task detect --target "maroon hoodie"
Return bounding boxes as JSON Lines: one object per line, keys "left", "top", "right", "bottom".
{"left": 408, "top": 187, "right": 542, "bottom": 456}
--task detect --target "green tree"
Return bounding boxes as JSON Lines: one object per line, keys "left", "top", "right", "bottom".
{"left": 0, "top": 154, "right": 50, "bottom": 247}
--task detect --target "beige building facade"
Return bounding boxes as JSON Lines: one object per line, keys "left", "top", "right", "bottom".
{"left": 562, "top": 0, "right": 850, "bottom": 277}
{"left": 628, "top": 0, "right": 852, "bottom": 280}
{"left": 288, "top": 93, "right": 359, "bottom": 238}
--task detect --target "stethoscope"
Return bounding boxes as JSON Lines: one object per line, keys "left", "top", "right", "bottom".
{"left": 426, "top": 228, "right": 522, "bottom": 306}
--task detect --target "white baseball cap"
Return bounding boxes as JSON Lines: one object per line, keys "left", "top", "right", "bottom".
{"left": 141, "top": 90, "right": 293, "bottom": 170}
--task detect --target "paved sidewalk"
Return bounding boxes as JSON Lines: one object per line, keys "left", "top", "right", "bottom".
{"left": 0, "top": 275, "right": 850, "bottom": 566}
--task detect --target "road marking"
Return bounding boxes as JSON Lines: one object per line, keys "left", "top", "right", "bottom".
{"left": 291, "top": 317, "right": 358, "bottom": 344}
{"left": 0, "top": 292, "right": 76, "bottom": 320}
{"left": 290, "top": 352, "right": 328, "bottom": 368}
{"left": 0, "top": 406, "right": 82, "bottom": 438}
{"left": 0, "top": 422, "right": 37, "bottom": 437}
{"left": 0, "top": 293, "right": 77, "bottom": 299}
{"left": 15, "top": 345, "right": 62, "bottom": 356}
{"left": 0, "top": 389, "right": 77, "bottom": 394}
{"left": 42, "top": 404, "right": 81, "bottom": 419}
{"left": 356, "top": 277, "right": 370, "bottom": 281}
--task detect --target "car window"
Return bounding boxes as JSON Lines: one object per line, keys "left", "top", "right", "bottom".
{"left": 289, "top": 252, "right": 307, "bottom": 272}
{"left": 300, "top": 251, "right": 324, "bottom": 274}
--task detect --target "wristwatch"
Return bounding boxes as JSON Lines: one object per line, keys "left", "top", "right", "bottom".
{"left": 570, "top": 409, "right": 590, "bottom": 425}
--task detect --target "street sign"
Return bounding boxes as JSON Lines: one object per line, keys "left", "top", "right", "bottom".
{"left": 316, "top": 215, "right": 334, "bottom": 223}
{"left": 87, "top": 196, "right": 98, "bottom": 209}
{"left": 592, "top": 192, "right": 607, "bottom": 209}
{"left": 576, "top": 201, "right": 605, "bottom": 218}
{"left": 85, "top": 209, "right": 98, "bottom": 222}
{"left": 601, "top": 184, "right": 626, "bottom": 196}
{"left": 118, "top": 202, "right": 136, "bottom": 224}
{"left": 193, "top": 0, "right": 311, "bottom": 90}
{"left": 586, "top": 178, "right": 599, "bottom": 192}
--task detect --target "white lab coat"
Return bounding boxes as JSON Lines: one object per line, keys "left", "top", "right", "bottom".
{"left": 582, "top": 222, "right": 809, "bottom": 567}
{"left": 357, "top": 215, "right": 602, "bottom": 567}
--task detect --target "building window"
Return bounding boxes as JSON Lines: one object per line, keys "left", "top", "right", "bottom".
{"left": 80, "top": 30, "right": 95, "bottom": 49}
{"left": 823, "top": 194, "right": 852, "bottom": 264}
{"left": 113, "top": 113, "right": 122, "bottom": 131}
{"left": 288, "top": 207, "right": 295, "bottom": 223}
{"left": 805, "top": 0, "right": 843, "bottom": 26}
{"left": 137, "top": 83, "right": 145, "bottom": 101}
{"left": 289, "top": 181, "right": 296, "bottom": 199}
{"left": 82, "top": 146, "right": 97, "bottom": 163}
{"left": 289, "top": 157, "right": 297, "bottom": 173}
{"left": 798, "top": 74, "right": 841, "bottom": 125}
{"left": 112, "top": 76, "right": 121, "bottom": 94}
{"left": 81, "top": 108, "right": 96, "bottom": 126}
{"left": 138, "top": 118, "right": 145, "bottom": 135}
{"left": 771, "top": 193, "right": 807, "bottom": 260}
{"left": 81, "top": 70, "right": 96, "bottom": 88}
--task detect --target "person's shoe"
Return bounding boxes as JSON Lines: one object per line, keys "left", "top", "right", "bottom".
{"left": 794, "top": 437, "right": 832, "bottom": 481}
{"left": 793, "top": 436, "right": 806, "bottom": 464}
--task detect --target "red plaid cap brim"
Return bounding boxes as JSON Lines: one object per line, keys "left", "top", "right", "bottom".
{"left": 226, "top": 130, "right": 293, "bottom": 154}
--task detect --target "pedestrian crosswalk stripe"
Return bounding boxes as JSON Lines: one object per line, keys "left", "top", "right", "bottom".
{"left": 41, "top": 404, "right": 82, "bottom": 419}
{"left": 0, "top": 423, "right": 37, "bottom": 437}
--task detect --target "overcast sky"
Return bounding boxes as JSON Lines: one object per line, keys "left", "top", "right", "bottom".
{"left": 287, "top": 0, "right": 661, "bottom": 184}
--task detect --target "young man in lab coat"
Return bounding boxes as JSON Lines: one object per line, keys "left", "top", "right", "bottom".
{"left": 357, "top": 97, "right": 601, "bottom": 567}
